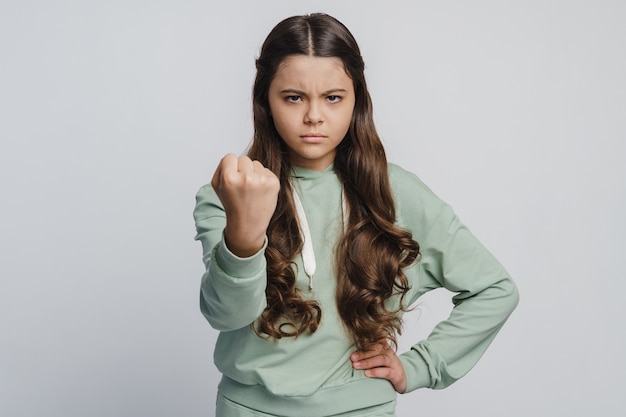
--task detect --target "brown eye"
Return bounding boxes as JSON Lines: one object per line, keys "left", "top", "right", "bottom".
{"left": 286, "top": 96, "right": 302, "bottom": 103}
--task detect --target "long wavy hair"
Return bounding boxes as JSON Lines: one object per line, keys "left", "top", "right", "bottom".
{"left": 248, "top": 13, "right": 420, "bottom": 351}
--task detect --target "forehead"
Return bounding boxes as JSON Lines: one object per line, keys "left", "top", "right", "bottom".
{"left": 271, "top": 55, "right": 353, "bottom": 88}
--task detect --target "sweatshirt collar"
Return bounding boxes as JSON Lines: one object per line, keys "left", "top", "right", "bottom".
{"left": 290, "top": 163, "right": 335, "bottom": 180}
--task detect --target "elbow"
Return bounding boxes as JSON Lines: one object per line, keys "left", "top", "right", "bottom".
{"left": 203, "top": 312, "right": 256, "bottom": 332}
{"left": 502, "top": 275, "right": 520, "bottom": 316}
{"left": 199, "top": 292, "right": 263, "bottom": 332}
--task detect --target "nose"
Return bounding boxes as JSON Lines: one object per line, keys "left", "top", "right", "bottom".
{"left": 304, "top": 101, "right": 322, "bottom": 125}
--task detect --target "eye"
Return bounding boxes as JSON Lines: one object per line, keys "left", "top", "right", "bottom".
{"left": 285, "top": 95, "right": 302, "bottom": 103}
{"left": 327, "top": 95, "right": 342, "bottom": 103}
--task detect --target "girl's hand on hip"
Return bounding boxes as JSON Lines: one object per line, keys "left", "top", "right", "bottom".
{"left": 351, "top": 342, "right": 407, "bottom": 393}
{"left": 212, "top": 153, "right": 280, "bottom": 258}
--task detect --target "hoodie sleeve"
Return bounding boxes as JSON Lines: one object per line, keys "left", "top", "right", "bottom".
{"left": 398, "top": 196, "right": 519, "bottom": 392}
{"left": 193, "top": 184, "right": 268, "bottom": 331}
{"left": 391, "top": 165, "right": 519, "bottom": 392}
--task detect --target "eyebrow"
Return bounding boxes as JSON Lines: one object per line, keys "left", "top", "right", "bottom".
{"left": 279, "top": 88, "right": 348, "bottom": 96}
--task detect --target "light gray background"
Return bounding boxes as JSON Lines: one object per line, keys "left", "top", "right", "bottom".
{"left": 1, "top": 1, "right": 624, "bottom": 416}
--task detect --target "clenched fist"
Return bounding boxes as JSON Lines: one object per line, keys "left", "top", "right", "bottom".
{"left": 211, "top": 154, "right": 280, "bottom": 258}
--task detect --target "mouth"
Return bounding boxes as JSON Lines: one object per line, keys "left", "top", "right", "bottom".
{"left": 300, "top": 133, "right": 327, "bottom": 143}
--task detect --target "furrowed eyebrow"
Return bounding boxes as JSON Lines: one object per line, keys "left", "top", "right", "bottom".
{"left": 279, "top": 88, "right": 348, "bottom": 96}
{"left": 322, "top": 88, "right": 348, "bottom": 95}
{"left": 280, "top": 89, "right": 306, "bottom": 95}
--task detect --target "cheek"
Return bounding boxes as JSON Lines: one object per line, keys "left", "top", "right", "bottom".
{"left": 340, "top": 107, "right": 355, "bottom": 130}
{"left": 271, "top": 114, "right": 293, "bottom": 139}
{"left": 268, "top": 102, "right": 292, "bottom": 131}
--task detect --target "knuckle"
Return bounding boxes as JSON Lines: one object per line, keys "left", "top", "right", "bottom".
{"left": 222, "top": 170, "right": 240, "bottom": 186}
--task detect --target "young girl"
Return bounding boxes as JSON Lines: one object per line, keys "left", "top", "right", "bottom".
{"left": 194, "top": 13, "right": 518, "bottom": 417}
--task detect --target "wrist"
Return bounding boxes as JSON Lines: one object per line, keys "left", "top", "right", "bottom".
{"left": 224, "top": 225, "right": 266, "bottom": 258}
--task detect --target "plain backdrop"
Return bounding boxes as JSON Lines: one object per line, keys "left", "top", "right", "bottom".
{"left": 1, "top": 1, "right": 624, "bottom": 416}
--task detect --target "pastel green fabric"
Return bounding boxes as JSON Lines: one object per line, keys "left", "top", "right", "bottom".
{"left": 193, "top": 163, "right": 519, "bottom": 416}
{"left": 216, "top": 393, "right": 397, "bottom": 416}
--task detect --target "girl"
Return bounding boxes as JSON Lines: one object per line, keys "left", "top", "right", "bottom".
{"left": 194, "top": 13, "right": 518, "bottom": 417}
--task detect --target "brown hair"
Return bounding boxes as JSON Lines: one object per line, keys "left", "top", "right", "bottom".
{"left": 248, "top": 13, "right": 420, "bottom": 351}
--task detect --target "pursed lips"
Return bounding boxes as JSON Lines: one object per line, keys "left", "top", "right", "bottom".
{"left": 300, "top": 132, "right": 327, "bottom": 143}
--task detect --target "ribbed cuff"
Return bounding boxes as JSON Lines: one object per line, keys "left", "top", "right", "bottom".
{"left": 215, "top": 235, "right": 268, "bottom": 278}
{"left": 399, "top": 349, "right": 433, "bottom": 392}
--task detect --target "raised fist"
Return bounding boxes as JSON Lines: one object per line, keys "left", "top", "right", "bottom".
{"left": 211, "top": 154, "right": 280, "bottom": 257}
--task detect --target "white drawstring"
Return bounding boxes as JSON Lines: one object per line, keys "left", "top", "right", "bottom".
{"left": 292, "top": 187, "right": 347, "bottom": 290}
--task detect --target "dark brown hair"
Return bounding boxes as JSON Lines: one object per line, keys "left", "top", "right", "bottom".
{"left": 248, "top": 13, "right": 420, "bottom": 351}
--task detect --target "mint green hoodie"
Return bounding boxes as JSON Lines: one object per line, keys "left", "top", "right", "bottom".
{"left": 193, "top": 163, "right": 519, "bottom": 416}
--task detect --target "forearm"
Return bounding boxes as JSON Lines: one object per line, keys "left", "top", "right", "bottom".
{"left": 400, "top": 275, "right": 518, "bottom": 391}
{"left": 199, "top": 237, "right": 268, "bottom": 331}
{"left": 194, "top": 183, "right": 269, "bottom": 332}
